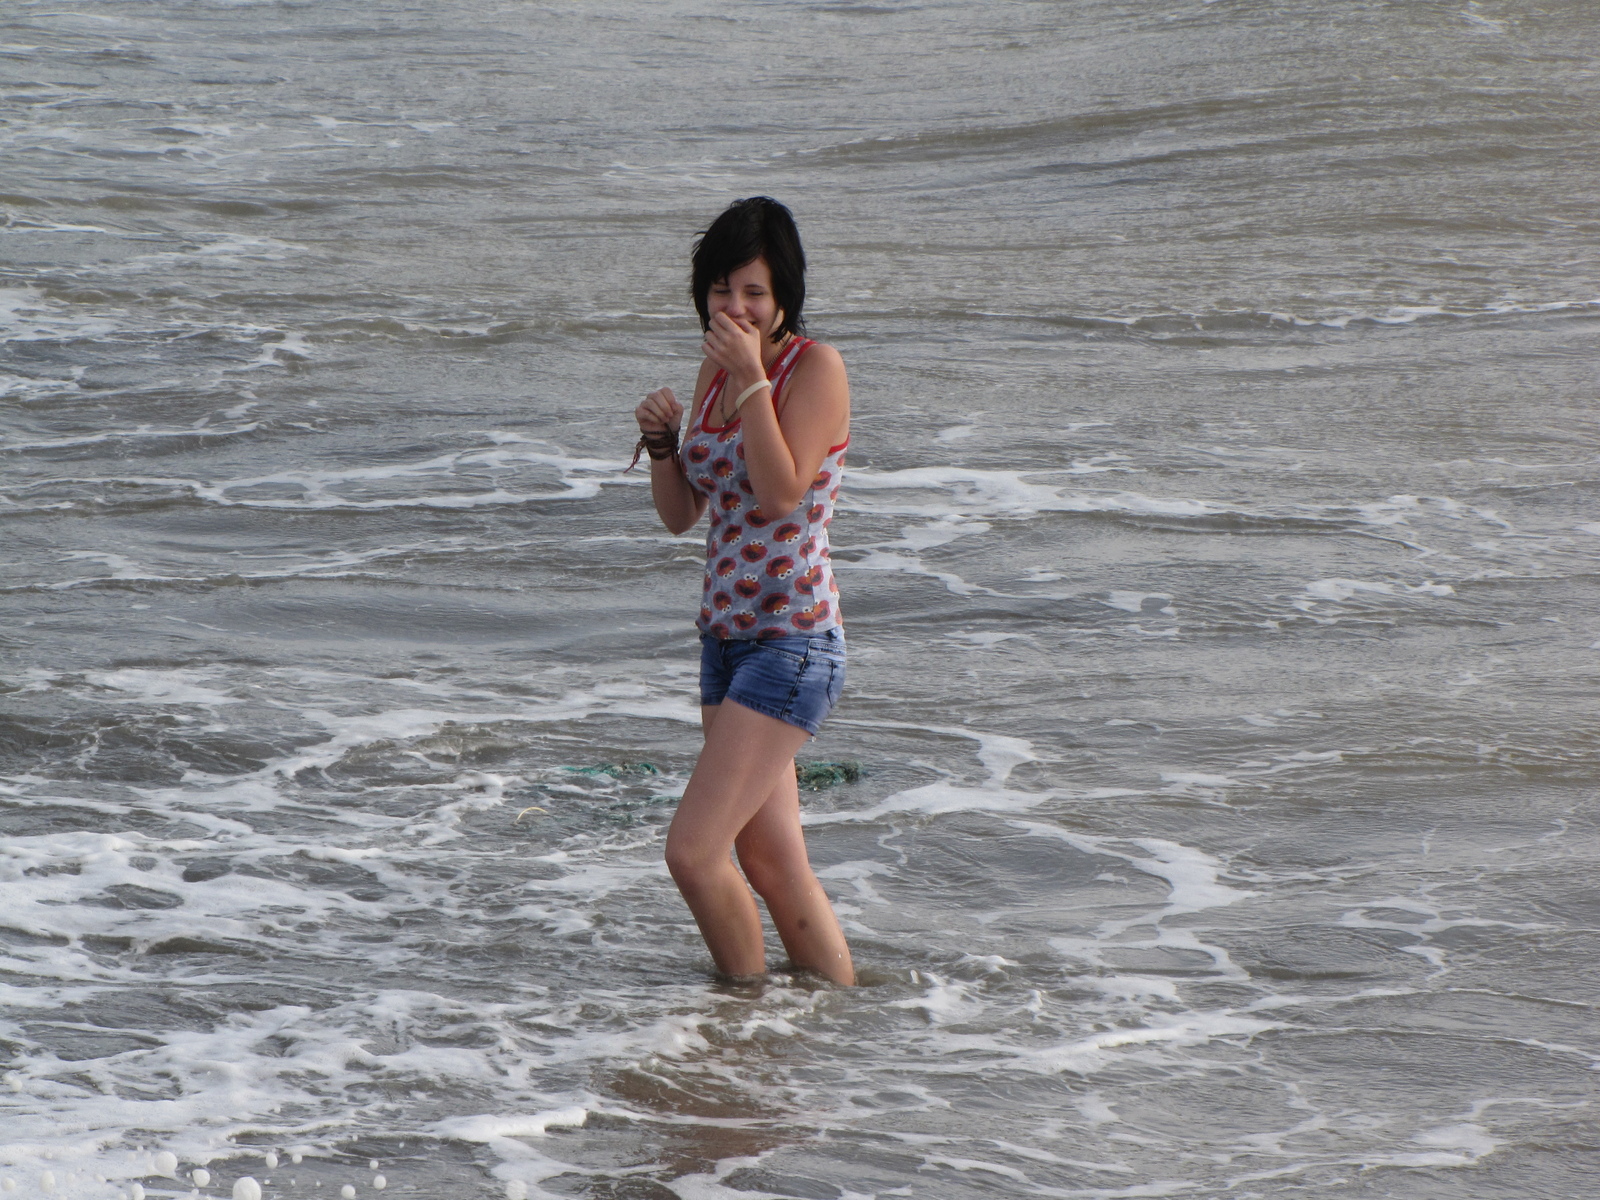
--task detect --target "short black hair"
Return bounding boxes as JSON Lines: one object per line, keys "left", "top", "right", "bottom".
{"left": 690, "top": 197, "right": 806, "bottom": 344}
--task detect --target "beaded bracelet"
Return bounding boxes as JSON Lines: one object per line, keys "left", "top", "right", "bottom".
{"left": 626, "top": 426, "right": 680, "bottom": 473}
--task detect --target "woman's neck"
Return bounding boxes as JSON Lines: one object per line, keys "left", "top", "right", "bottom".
{"left": 760, "top": 331, "right": 794, "bottom": 373}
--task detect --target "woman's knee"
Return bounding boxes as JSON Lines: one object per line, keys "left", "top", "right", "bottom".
{"left": 665, "top": 830, "right": 726, "bottom": 889}
{"left": 736, "top": 840, "right": 805, "bottom": 901}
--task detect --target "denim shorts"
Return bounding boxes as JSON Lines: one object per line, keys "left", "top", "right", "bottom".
{"left": 699, "top": 627, "right": 846, "bottom": 736}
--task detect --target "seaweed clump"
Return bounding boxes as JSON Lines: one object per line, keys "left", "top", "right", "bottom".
{"left": 561, "top": 760, "right": 860, "bottom": 791}
{"left": 795, "top": 760, "right": 863, "bottom": 790}
{"left": 569, "top": 762, "right": 661, "bottom": 778}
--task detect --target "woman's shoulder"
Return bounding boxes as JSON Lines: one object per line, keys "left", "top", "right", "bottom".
{"left": 793, "top": 339, "right": 847, "bottom": 380}
{"left": 778, "top": 338, "right": 849, "bottom": 431}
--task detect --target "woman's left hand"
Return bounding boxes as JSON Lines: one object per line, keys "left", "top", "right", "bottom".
{"left": 701, "top": 311, "right": 765, "bottom": 384}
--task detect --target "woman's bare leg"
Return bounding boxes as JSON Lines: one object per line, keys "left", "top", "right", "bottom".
{"left": 735, "top": 766, "right": 854, "bottom": 985}
{"left": 664, "top": 700, "right": 813, "bottom": 978}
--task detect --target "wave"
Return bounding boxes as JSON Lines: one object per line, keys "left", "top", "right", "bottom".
{"left": 956, "top": 297, "right": 1600, "bottom": 336}
{"left": 0, "top": 422, "right": 261, "bottom": 454}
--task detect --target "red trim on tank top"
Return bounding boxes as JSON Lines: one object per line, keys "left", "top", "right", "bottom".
{"left": 695, "top": 337, "right": 813, "bottom": 434}
{"left": 697, "top": 371, "right": 733, "bottom": 434}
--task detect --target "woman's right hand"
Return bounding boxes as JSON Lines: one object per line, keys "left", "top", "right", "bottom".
{"left": 636, "top": 387, "right": 683, "bottom": 435}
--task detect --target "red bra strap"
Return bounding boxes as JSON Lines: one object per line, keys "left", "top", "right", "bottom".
{"left": 771, "top": 338, "right": 815, "bottom": 419}
{"left": 695, "top": 337, "right": 814, "bottom": 428}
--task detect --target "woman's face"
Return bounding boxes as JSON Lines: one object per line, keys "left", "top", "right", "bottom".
{"left": 707, "top": 257, "right": 783, "bottom": 340}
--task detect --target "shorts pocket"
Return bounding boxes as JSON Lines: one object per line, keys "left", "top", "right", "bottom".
{"left": 753, "top": 637, "right": 811, "bottom": 667}
{"left": 808, "top": 634, "right": 846, "bottom": 665}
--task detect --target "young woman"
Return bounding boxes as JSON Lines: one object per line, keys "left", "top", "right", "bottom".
{"left": 632, "top": 197, "right": 854, "bottom": 986}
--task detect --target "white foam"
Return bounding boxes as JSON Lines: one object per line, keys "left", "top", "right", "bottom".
{"left": 846, "top": 465, "right": 1221, "bottom": 521}
{"left": 1301, "top": 578, "right": 1454, "bottom": 603}
{"left": 1, "top": 422, "right": 260, "bottom": 453}
{"left": 1159, "top": 771, "right": 1244, "bottom": 792}
{"left": 1102, "top": 592, "right": 1174, "bottom": 614}
{"left": 920, "top": 1154, "right": 1030, "bottom": 1182}
{"left": 91, "top": 439, "right": 633, "bottom": 511}
{"left": 843, "top": 547, "right": 997, "bottom": 596}
{"left": 1029, "top": 1009, "right": 1279, "bottom": 1075}
{"left": 15, "top": 540, "right": 500, "bottom": 594}
{"left": 813, "top": 859, "right": 893, "bottom": 906}
{"left": 0, "top": 288, "right": 120, "bottom": 345}
{"left": 229, "top": 330, "right": 313, "bottom": 372}
{"left": 0, "top": 368, "right": 83, "bottom": 402}
{"left": 1396, "top": 1121, "right": 1500, "bottom": 1164}
{"left": 828, "top": 718, "right": 1037, "bottom": 786}
{"left": 889, "top": 974, "right": 987, "bottom": 1025}
{"left": 1246, "top": 749, "right": 1349, "bottom": 776}
{"left": 1076, "top": 1093, "right": 1120, "bottom": 1125}
{"left": 1127, "top": 838, "right": 1258, "bottom": 917}
{"left": 944, "top": 630, "right": 1026, "bottom": 649}
{"left": 1014, "top": 822, "right": 1256, "bottom": 983}
{"left": 1279, "top": 296, "right": 1599, "bottom": 328}
{"left": 85, "top": 668, "right": 240, "bottom": 707}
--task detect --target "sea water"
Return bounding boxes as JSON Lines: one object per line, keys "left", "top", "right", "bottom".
{"left": 2, "top": 1, "right": 1598, "bottom": 1197}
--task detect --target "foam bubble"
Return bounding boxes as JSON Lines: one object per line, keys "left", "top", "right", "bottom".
{"left": 438, "top": 1107, "right": 589, "bottom": 1143}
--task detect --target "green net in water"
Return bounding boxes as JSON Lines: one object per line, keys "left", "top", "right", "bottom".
{"left": 795, "top": 760, "right": 864, "bottom": 790}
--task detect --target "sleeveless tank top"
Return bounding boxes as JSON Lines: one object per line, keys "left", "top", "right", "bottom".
{"left": 681, "top": 337, "right": 847, "bottom": 640}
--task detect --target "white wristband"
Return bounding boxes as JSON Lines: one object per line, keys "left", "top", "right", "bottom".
{"left": 733, "top": 379, "right": 771, "bottom": 411}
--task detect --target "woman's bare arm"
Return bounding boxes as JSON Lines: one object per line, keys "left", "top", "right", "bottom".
{"left": 635, "top": 360, "right": 712, "bottom": 535}
{"left": 700, "top": 312, "right": 850, "bottom": 518}
{"left": 738, "top": 345, "right": 849, "bottom": 517}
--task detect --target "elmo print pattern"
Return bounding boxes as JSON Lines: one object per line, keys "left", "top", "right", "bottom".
{"left": 681, "top": 338, "right": 846, "bottom": 640}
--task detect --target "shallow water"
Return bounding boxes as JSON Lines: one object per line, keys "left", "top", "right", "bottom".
{"left": 3, "top": 1, "right": 1599, "bottom": 1197}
